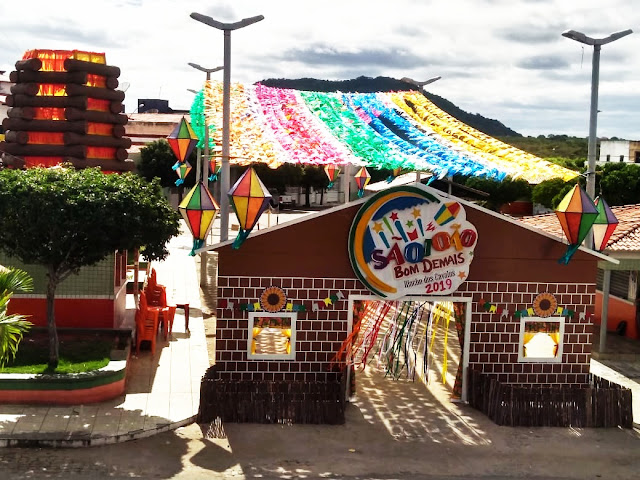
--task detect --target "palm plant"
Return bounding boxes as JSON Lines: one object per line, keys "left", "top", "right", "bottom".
{"left": 0, "top": 266, "right": 33, "bottom": 367}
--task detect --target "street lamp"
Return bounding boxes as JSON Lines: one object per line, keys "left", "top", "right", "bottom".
{"left": 562, "top": 29, "right": 632, "bottom": 355}
{"left": 401, "top": 76, "right": 442, "bottom": 185}
{"left": 190, "top": 12, "right": 265, "bottom": 242}
{"left": 187, "top": 62, "right": 223, "bottom": 188}
{"left": 561, "top": 29, "right": 632, "bottom": 200}
{"left": 400, "top": 76, "right": 441, "bottom": 90}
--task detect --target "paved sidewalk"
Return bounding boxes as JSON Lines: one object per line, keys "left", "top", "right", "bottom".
{"left": 0, "top": 224, "right": 210, "bottom": 447}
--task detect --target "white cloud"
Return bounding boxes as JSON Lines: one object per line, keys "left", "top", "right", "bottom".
{"left": 0, "top": 0, "right": 638, "bottom": 138}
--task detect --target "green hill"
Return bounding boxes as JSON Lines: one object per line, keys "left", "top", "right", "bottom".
{"left": 259, "top": 75, "right": 521, "bottom": 138}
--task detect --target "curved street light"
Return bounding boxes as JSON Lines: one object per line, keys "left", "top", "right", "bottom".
{"left": 400, "top": 76, "right": 442, "bottom": 90}
{"left": 561, "top": 28, "right": 633, "bottom": 200}
{"left": 190, "top": 12, "right": 265, "bottom": 243}
{"left": 562, "top": 28, "right": 633, "bottom": 355}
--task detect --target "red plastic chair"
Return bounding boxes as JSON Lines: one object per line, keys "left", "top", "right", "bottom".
{"left": 145, "top": 268, "right": 166, "bottom": 307}
{"left": 135, "top": 291, "right": 160, "bottom": 355}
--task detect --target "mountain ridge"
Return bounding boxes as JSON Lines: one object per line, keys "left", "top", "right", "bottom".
{"left": 259, "top": 75, "right": 521, "bottom": 138}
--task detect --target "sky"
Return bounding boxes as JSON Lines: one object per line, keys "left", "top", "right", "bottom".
{"left": 1, "top": 0, "right": 638, "bottom": 139}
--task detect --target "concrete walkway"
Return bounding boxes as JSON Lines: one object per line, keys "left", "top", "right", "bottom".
{"left": 0, "top": 224, "right": 210, "bottom": 447}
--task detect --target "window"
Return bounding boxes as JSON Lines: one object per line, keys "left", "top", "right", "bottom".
{"left": 635, "top": 151, "right": 640, "bottom": 163}
{"left": 606, "top": 154, "right": 611, "bottom": 162}
{"left": 247, "top": 312, "right": 297, "bottom": 360}
{"left": 596, "top": 269, "right": 631, "bottom": 300}
{"left": 518, "top": 317, "right": 564, "bottom": 363}
{"left": 620, "top": 155, "right": 625, "bottom": 162}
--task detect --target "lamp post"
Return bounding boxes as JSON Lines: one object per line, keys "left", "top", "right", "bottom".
{"left": 561, "top": 29, "right": 632, "bottom": 200}
{"left": 187, "top": 63, "right": 223, "bottom": 188}
{"left": 562, "top": 29, "right": 632, "bottom": 354}
{"left": 187, "top": 63, "right": 222, "bottom": 288}
{"left": 401, "top": 76, "right": 442, "bottom": 186}
{"left": 190, "top": 12, "right": 265, "bottom": 242}
{"left": 400, "top": 76, "right": 441, "bottom": 90}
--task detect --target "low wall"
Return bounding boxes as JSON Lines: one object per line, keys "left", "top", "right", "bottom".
{"left": 198, "top": 366, "right": 345, "bottom": 424}
{"left": 0, "top": 335, "right": 130, "bottom": 405}
{"left": 468, "top": 369, "right": 633, "bottom": 428}
{"left": 8, "top": 298, "right": 116, "bottom": 329}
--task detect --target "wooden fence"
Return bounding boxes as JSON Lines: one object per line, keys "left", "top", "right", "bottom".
{"left": 198, "top": 373, "right": 346, "bottom": 424}
{"left": 467, "top": 369, "right": 633, "bottom": 428}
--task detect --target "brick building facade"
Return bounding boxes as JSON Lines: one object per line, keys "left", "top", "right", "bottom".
{"left": 209, "top": 185, "right": 610, "bottom": 403}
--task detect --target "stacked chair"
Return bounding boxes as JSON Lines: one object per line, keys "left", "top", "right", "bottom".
{"left": 135, "top": 268, "right": 177, "bottom": 355}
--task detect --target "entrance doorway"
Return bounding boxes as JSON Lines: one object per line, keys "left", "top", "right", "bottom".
{"left": 344, "top": 295, "right": 472, "bottom": 402}
{"left": 340, "top": 295, "right": 486, "bottom": 443}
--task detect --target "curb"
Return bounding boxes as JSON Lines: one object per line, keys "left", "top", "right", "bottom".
{"left": 0, "top": 415, "right": 196, "bottom": 448}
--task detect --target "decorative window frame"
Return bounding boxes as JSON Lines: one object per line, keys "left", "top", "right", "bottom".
{"left": 517, "top": 316, "right": 565, "bottom": 363}
{"left": 247, "top": 312, "right": 297, "bottom": 360}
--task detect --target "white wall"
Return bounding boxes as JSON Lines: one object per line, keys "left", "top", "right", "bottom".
{"left": 599, "top": 140, "right": 630, "bottom": 164}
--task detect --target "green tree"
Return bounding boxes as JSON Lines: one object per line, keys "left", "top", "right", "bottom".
{"left": 599, "top": 163, "right": 640, "bottom": 206}
{"left": 252, "top": 163, "right": 304, "bottom": 194}
{"left": 462, "top": 176, "right": 531, "bottom": 210}
{"left": 301, "top": 166, "right": 329, "bottom": 207}
{"left": 0, "top": 266, "right": 33, "bottom": 367}
{"left": 0, "top": 168, "right": 181, "bottom": 368}
{"left": 532, "top": 178, "right": 576, "bottom": 209}
{"left": 137, "top": 139, "right": 198, "bottom": 188}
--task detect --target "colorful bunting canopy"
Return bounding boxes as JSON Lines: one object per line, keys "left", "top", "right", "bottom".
{"left": 228, "top": 167, "right": 272, "bottom": 249}
{"left": 167, "top": 116, "right": 198, "bottom": 163}
{"left": 555, "top": 184, "right": 598, "bottom": 264}
{"left": 324, "top": 164, "right": 340, "bottom": 189}
{"left": 592, "top": 197, "right": 618, "bottom": 252}
{"left": 354, "top": 167, "right": 371, "bottom": 198}
{"left": 178, "top": 182, "right": 219, "bottom": 256}
{"left": 193, "top": 81, "right": 580, "bottom": 184}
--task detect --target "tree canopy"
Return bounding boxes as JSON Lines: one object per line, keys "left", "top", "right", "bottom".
{"left": 0, "top": 167, "right": 181, "bottom": 269}
{"left": 137, "top": 139, "right": 198, "bottom": 189}
{"left": 0, "top": 167, "right": 181, "bottom": 366}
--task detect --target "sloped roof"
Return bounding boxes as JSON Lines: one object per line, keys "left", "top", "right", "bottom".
{"left": 202, "top": 184, "right": 614, "bottom": 265}
{"left": 517, "top": 204, "right": 640, "bottom": 253}
{"left": 193, "top": 82, "right": 579, "bottom": 184}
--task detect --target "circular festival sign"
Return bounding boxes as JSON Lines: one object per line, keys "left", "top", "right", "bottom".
{"left": 348, "top": 184, "right": 478, "bottom": 300}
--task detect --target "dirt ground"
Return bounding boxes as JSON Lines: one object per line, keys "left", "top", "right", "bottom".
{"left": 2, "top": 365, "right": 640, "bottom": 479}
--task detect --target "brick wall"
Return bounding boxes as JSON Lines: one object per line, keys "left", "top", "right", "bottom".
{"left": 458, "top": 280, "right": 595, "bottom": 386}
{"left": 216, "top": 276, "right": 595, "bottom": 387}
{"left": 216, "top": 275, "right": 369, "bottom": 382}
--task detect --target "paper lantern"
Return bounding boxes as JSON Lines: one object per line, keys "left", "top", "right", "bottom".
{"left": 555, "top": 184, "right": 598, "bottom": 264}
{"left": 167, "top": 116, "right": 198, "bottom": 163}
{"left": 592, "top": 196, "right": 618, "bottom": 252}
{"left": 172, "top": 160, "right": 192, "bottom": 186}
{"left": 208, "top": 160, "right": 221, "bottom": 182}
{"left": 386, "top": 167, "right": 403, "bottom": 183}
{"left": 178, "top": 182, "right": 219, "bottom": 256}
{"left": 324, "top": 164, "right": 341, "bottom": 189}
{"left": 228, "top": 167, "right": 272, "bottom": 249}
{"left": 354, "top": 167, "right": 371, "bottom": 198}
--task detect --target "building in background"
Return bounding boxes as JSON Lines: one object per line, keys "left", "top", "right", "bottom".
{"left": 0, "top": 70, "right": 13, "bottom": 141}
{"left": 599, "top": 139, "right": 640, "bottom": 164}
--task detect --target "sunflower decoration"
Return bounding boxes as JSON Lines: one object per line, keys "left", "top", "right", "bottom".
{"left": 260, "top": 286, "right": 287, "bottom": 313}
{"left": 533, "top": 292, "right": 558, "bottom": 318}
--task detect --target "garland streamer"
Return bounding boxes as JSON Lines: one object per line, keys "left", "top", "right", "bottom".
{"left": 197, "top": 82, "right": 579, "bottom": 184}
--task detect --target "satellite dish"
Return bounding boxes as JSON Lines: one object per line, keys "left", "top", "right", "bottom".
{"left": 120, "top": 81, "right": 131, "bottom": 92}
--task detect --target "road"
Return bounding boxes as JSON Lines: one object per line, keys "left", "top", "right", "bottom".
{"left": 1, "top": 404, "right": 639, "bottom": 479}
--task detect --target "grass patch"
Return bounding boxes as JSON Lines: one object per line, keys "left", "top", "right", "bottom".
{"left": 0, "top": 334, "right": 112, "bottom": 374}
